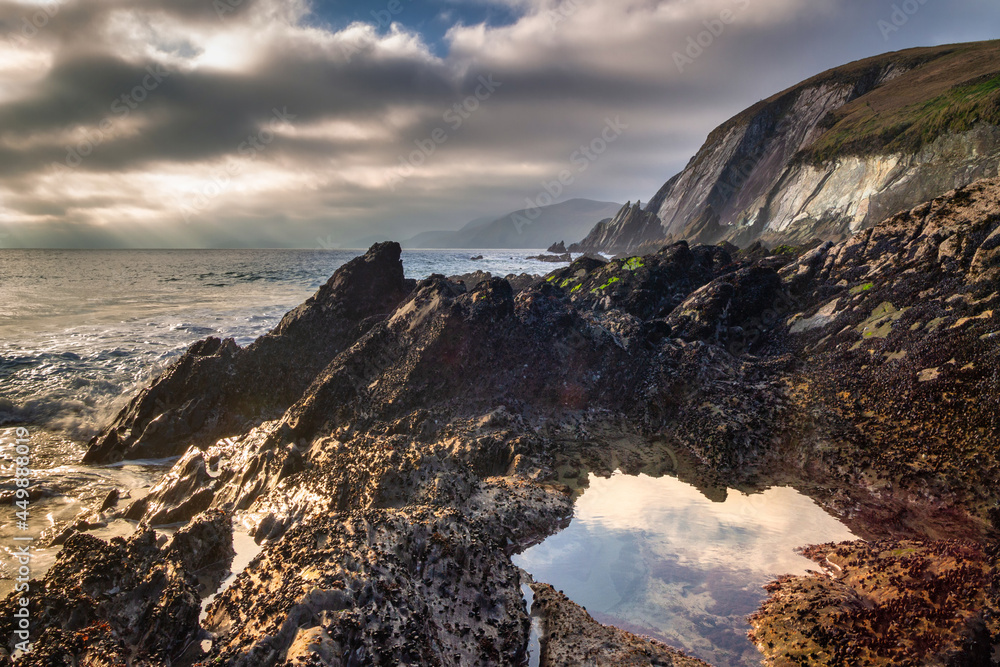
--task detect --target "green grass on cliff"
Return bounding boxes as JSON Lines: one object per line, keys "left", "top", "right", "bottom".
{"left": 789, "top": 40, "right": 1000, "bottom": 163}
{"left": 694, "top": 41, "right": 1000, "bottom": 168}
{"left": 805, "top": 72, "right": 1000, "bottom": 162}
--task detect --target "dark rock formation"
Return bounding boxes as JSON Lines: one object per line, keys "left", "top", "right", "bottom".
{"left": 165, "top": 509, "right": 235, "bottom": 579}
{"left": 207, "top": 505, "right": 543, "bottom": 665}
{"left": 83, "top": 242, "right": 412, "bottom": 464}
{"left": 448, "top": 271, "right": 540, "bottom": 294}
{"left": 527, "top": 252, "right": 571, "bottom": 262}
{"left": 547, "top": 241, "right": 733, "bottom": 322}
{"left": 0, "top": 529, "right": 201, "bottom": 663}
{"left": 29, "top": 176, "right": 1000, "bottom": 665}
{"left": 547, "top": 241, "right": 567, "bottom": 254}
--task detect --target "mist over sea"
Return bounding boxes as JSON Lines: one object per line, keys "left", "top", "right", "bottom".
{"left": 0, "top": 248, "right": 561, "bottom": 439}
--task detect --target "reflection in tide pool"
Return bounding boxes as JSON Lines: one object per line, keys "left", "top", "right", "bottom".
{"left": 513, "top": 472, "right": 857, "bottom": 667}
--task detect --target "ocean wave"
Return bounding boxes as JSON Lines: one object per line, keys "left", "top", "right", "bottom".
{"left": 0, "top": 372, "right": 154, "bottom": 440}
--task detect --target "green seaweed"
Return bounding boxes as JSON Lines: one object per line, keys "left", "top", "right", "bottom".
{"left": 624, "top": 257, "right": 645, "bottom": 271}
{"left": 850, "top": 282, "right": 875, "bottom": 295}
{"left": 591, "top": 276, "right": 621, "bottom": 293}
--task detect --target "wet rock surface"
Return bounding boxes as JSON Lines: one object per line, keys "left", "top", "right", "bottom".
{"left": 528, "top": 583, "right": 710, "bottom": 667}
{"left": 0, "top": 529, "right": 201, "bottom": 664}
{"left": 20, "top": 177, "right": 1000, "bottom": 664}
{"left": 206, "top": 506, "right": 535, "bottom": 666}
{"left": 749, "top": 540, "right": 1000, "bottom": 666}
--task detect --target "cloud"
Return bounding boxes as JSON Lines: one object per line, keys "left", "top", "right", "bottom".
{"left": 0, "top": 0, "right": 997, "bottom": 247}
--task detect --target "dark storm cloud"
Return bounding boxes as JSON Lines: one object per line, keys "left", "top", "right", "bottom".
{"left": 0, "top": 0, "right": 997, "bottom": 247}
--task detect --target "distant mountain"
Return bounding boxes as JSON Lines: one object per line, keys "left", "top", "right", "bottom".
{"left": 401, "top": 230, "right": 462, "bottom": 248}
{"left": 339, "top": 233, "right": 392, "bottom": 249}
{"left": 458, "top": 214, "right": 501, "bottom": 232}
{"left": 403, "top": 199, "right": 622, "bottom": 249}
{"left": 574, "top": 39, "right": 1000, "bottom": 253}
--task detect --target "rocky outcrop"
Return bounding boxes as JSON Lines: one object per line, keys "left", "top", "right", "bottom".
{"left": 26, "top": 176, "right": 1000, "bottom": 665}
{"left": 749, "top": 540, "right": 999, "bottom": 665}
{"left": 83, "top": 242, "right": 412, "bottom": 464}
{"left": 207, "top": 505, "right": 540, "bottom": 666}
{"left": 546, "top": 241, "right": 567, "bottom": 254}
{"left": 0, "top": 529, "right": 201, "bottom": 664}
{"left": 771, "top": 178, "right": 1000, "bottom": 540}
{"left": 570, "top": 201, "right": 663, "bottom": 254}
{"left": 577, "top": 40, "right": 1000, "bottom": 253}
{"left": 527, "top": 252, "right": 571, "bottom": 263}
{"left": 449, "top": 271, "right": 541, "bottom": 293}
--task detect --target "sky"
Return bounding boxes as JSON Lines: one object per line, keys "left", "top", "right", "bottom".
{"left": 0, "top": 0, "right": 997, "bottom": 248}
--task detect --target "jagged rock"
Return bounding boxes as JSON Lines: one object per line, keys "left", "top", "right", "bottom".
{"left": 547, "top": 241, "right": 733, "bottom": 321}
{"left": 447, "top": 270, "right": 493, "bottom": 291}
{"left": 547, "top": 241, "right": 567, "bottom": 254}
{"left": 125, "top": 446, "right": 219, "bottom": 525}
{"left": 448, "top": 271, "right": 541, "bottom": 294}
{"left": 773, "top": 177, "right": 1000, "bottom": 538}
{"left": 83, "top": 242, "right": 412, "bottom": 464}
{"left": 503, "top": 272, "right": 542, "bottom": 292}
{"left": 666, "top": 265, "right": 787, "bottom": 350}
{"left": 528, "top": 252, "right": 571, "bottom": 262}
{"left": 165, "top": 509, "right": 235, "bottom": 578}
{"left": 572, "top": 200, "right": 665, "bottom": 255}
{"left": 99, "top": 488, "right": 120, "bottom": 512}
{"left": 0, "top": 529, "right": 200, "bottom": 662}
{"left": 204, "top": 503, "right": 561, "bottom": 666}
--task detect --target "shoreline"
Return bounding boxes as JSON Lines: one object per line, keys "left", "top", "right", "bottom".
{"left": 2, "top": 177, "right": 999, "bottom": 664}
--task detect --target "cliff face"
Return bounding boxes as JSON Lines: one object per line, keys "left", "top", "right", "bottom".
{"left": 578, "top": 40, "right": 1000, "bottom": 253}
{"left": 569, "top": 201, "right": 661, "bottom": 254}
